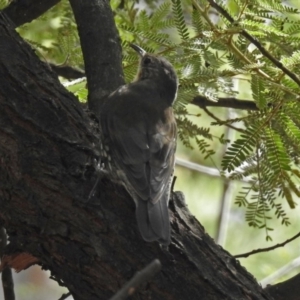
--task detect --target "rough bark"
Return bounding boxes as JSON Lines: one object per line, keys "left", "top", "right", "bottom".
{"left": 2, "top": 0, "right": 61, "bottom": 28}
{"left": 69, "top": 0, "right": 124, "bottom": 114}
{"left": 265, "top": 273, "right": 300, "bottom": 300}
{"left": 0, "top": 12, "right": 275, "bottom": 300}
{"left": 0, "top": 227, "right": 15, "bottom": 300}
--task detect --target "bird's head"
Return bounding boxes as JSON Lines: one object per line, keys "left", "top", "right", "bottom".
{"left": 130, "top": 44, "right": 178, "bottom": 104}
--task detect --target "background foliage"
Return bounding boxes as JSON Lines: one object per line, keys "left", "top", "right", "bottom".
{"left": 2, "top": 0, "right": 300, "bottom": 298}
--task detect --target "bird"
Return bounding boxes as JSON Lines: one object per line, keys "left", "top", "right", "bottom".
{"left": 99, "top": 44, "right": 178, "bottom": 245}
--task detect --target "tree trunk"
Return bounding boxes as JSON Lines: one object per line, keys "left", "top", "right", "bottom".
{"left": 0, "top": 7, "right": 275, "bottom": 300}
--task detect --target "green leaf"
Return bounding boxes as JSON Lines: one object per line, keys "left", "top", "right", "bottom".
{"left": 251, "top": 75, "right": 267, "bottom": 109}
{"left": 171, "top": 0, "right": 189, "bottom": 40}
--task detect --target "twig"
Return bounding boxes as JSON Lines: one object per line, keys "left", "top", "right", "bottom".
{"left": 193, "top": 0, "right": 273, "bottom": 81}
{"left": 234, "top": 231, "right": 300, "bottom": 258}
{"left": 176, "top": 157, "right": 252, "bottom": 184}
{"left": 0, "top": 227, "right": 15, "bottom": 300}
{"left": 176, "top": 157, "right": 220, "bottom": 177}
{"left": 202, "top": 106, "right": 244, "bottom": 132}
{"left": 215, "top": 110, "right": 235, "bottom": 245}
{"left": 205, "top": 0, "right": 300, "bottom": 87}
{"left": 109, "top": 259, "right": 161, "bottom": 300}
{"left": 192, "top": 95, "right": 258, "bottom": 111}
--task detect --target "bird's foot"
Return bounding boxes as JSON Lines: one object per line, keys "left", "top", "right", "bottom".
{"left": 87, "top": 159, "right": 109, "bottom": 200}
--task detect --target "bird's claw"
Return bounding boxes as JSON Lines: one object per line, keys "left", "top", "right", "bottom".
{"left": 87, "top": 159, "right": 109, "bottom": 200}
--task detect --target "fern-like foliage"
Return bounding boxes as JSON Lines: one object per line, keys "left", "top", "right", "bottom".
{"left": 222, "top": 124, "right": 260, "bottom": 172}
{"left": 171, "top": 0, "right": 189, "bottom": 41}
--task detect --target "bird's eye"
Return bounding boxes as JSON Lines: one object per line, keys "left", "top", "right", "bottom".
{"left": 143, "top": 57, "right": 152, "bottom": 65}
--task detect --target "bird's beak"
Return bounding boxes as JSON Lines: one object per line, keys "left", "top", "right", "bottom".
{"left": 130, "top": 43, "right": 146, "bottom": 57}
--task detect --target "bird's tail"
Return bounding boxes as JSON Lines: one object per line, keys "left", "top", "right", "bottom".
{"left": 135, "top": 195, "right": 170, "bottom": 245}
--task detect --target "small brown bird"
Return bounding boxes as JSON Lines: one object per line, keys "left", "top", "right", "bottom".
{"left": 99, "top": 44, "right": 178, "bottom": 245}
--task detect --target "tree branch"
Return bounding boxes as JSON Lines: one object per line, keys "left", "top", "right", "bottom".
{"left": 201, "top": 106, "right": 245, "bottom": 132}
{"left": 265, "top": 273, "right": 300, "bottom": 300}
{"left": 205, "top": 0, "right": 300, "bottom": 87}
{"left": 50, "top": 64, "right": 85, "bottom": 80}
{"left": 69, "top": 0, "right": 124, "bottom": 114}
{"left": 109, "top": 259, "right": 161, "bottom": 300}
{"left": 192, "top": 95, "right": 258, "bottom": 110}
{"left": 2, "top": 0, "right": 60, "bottom": 28}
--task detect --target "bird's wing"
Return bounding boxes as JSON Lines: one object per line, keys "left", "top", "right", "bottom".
{"left": 147, "top": 108, "right": 176, "bottom": 204}
{"left": 101, "top": 84, "right": 176, "bottom": 245}
{"left": 101, "top": 86, "right": 176, "bottom": 203}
